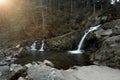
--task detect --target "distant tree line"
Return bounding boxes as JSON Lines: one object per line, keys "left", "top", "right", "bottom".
{"left": 0, "top": 0, "right": 120, "bottom": 39}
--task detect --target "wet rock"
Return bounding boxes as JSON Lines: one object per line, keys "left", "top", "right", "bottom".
{"left": 18, "top": 77, "right": 26, "bottom": 80}
{"left": 0, "top": 59, "right": 8, "bottom": 66}
{"left": 0, "top": 65, "right": 12, "bottom": 80}
{"left": 103, "top": 19, "right": 120, "bottom": 30}
{"left": 84, "top": 33, "right": 101, "bottom": 53}
{"left": 16, "top": 47, "right": 29, "bottom": 57}
{"left": 101, "top": 16, "right": 108, "bottom": 22}
{"left": 26, "top": 62, "right": 66, "bottom": 80}
{"left": 103, "top": 19, "right": 120, "bottom": 35}
{"left": 26, "top": 62, "right": 120, "bottom": 80}
{"left": 10, "top": 64, "right": 23, "bottom": 72}
{"left": 25, "top": 63, "right": 32, "bottom": 68}
{"left": 43, "top": 60, "right": 54, "bottom": 67}
{"left": 95, "top": 29, "right": 112, "bottom": 38}
{"left": 0, "top": 49, "right": 11, "bottom": 57}
{"left": 46, "top": 30, "right": 82, "bottom": 51}
{"left": 0, "top": 56, "right": 16, "bottom": 66}
{"left": 62, "top": 65, "right": 120, "bottom": 80}
{"left": 89, "top": 19, "right": 120, "bottom": 68}
{"left": 0, "top": 48, "right": 18, "bottom": 59}
{"left": 0, "top": 72, "right": 2, "bottom": 77}
{"left": 5, "top": 56, "right": 16, "bottom": 63}
{"left": 10, "top": 67, "right": 27, "bottom": 80}
{"left": 16, "top": 44, "right": 21, "bottom": 49}
{"left": 112, "top": 21, "right": 120, "bottom": 35}
{"left": 0, "top": 65, "right": 9, "bottom": 75}
{"left": 91, "top": 35, "right": 120, "bottom": 68}
{"left": 6, "top": 56, "right": 12, "bottom": 61}
{"left": 0, "top": 51, "right": 5, "bottom": 58}
{"left": 27, "top": 64, "right": 55, "bottom": 80}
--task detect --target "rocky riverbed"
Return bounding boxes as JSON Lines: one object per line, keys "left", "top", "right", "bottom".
{"left": 0, "top": 60, "right": 120, "bottom": 80}
{"left": 0, "top": 1, "right": 120, "bottom": 80}
{"left": 0, "top": 18, "right": 120, "bottom": 80}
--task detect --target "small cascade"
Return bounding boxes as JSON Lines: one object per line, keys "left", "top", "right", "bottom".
{"left": 68, "top": 24, "right": 101, "bottom": 54}
{"left": 39, "top": 40, "right": 45, "bottom": 52}
{"left": 31, "top": 41, "right": 37, "bottom": 51}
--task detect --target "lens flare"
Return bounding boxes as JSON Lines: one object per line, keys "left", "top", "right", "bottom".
{"left": 0, "top": 0, "right": 9, "bottom": 6}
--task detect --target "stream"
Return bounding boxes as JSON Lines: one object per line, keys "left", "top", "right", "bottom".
{"left": 14, "top": 51, "right": 91, "bottom": 69}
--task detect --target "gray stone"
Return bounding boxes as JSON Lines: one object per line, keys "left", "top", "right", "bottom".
{"left": 27, "top": 64, "right": 54, "bottom": 80}
{"left": 10, "top": 64, "right": 23, "bottom": 72}
{"left": 26, "top": 63, "right": 120, "bottom": 80}
{"left": 0, "top": 60, "right": 8, "bottom": 66}
{"left": 43, "top": 60, "right": 54, "bottom": 67}
{"left": 103, "top": 19, "right": 120, "bottom": 29}
{"left": 0, "top": 72, "right": 2, "bottom": 76}
{"left": 0, "top": 65, "right": 11, "bottom": 80}
{"left": 25, "top": 63, "right": 32, "bottom": 68}
{"left": 95, "top": 29, "right": 112, "bottom": 38}
{"left": 18, "top": 77, "right": 26, "bottom": 80}
{"left": 91, "top": 35, "right": 120, "bottom": 68}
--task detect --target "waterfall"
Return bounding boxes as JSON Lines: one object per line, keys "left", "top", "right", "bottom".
{"left": 39, "top": 40, "right": 45, "bottom": 52}
{"left": 30, "top": 41, "right": 37, "bottom": 51}
{"left": 77, "top": 32, "right": 89, "bottom": 51}
{"left": 68, "top": 24, "right": 101, "bottom": 54}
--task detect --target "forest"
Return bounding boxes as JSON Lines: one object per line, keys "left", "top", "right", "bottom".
{"left": 0, "top": 0, "right": 120, "bottom": 80}
{"left": 0, "top": 0, "right": 119, "bottom": 41}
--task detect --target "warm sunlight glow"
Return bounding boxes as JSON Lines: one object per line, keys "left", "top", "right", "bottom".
{"left": 0, "top": 0, "right": 9, "bottom": 6}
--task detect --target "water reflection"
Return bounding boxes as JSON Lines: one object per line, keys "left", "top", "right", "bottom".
{"left": 14, "top": 51, "right": 90, "bottom": 69}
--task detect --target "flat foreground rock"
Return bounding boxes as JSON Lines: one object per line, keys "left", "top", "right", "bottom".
{"left": 27, "top": 64, "right": 120, "bottom": 80}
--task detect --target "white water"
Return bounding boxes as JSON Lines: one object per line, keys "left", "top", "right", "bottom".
{"left": 111, "top": 0, "right": 116, "bottom": 5}
{"left": 39, "top": 40, "right": 45, "bottom": 52}
{"left": 31, "top": 41, "right": 37, "bottom": 51}
{"left": 68, "top": 25, "right": 101, "bottom": 54}
{"left": 117, "top": 0, "right": 120, "bottom": 2}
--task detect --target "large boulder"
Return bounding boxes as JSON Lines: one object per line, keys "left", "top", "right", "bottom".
{"left": 103, "top": 19, "right": 120, "bottom": 30}
{"left": 103, "top": 19, "right": 120, "bottom": 35}
{"left": 45, "top": 30, "right": 83, "bottom": 51}
{"left": 90, "top": 19, "right": 120, "bottom": 68}
{"left": 0, "top": 65, "right": 17, "bottom": 80}
{"left": 26, "top": 63, "right": 120, "bottom": 80}
{"left": 94, "top": 29, "right": 112, "bottom": 38}
{"left": 91, "top": 35, "right": 120, "bottom": 68}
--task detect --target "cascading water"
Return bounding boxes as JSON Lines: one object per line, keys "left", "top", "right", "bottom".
{"left": 68, "top": 24, "right": 101, "bottom": 54}
{"left": 31, "top": 41, "right": 37, "bottom": 51}
{"left": 39, "top": 40, "right": 45, "bottom": 51}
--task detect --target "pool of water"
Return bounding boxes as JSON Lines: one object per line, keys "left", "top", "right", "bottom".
{"left": 14, "top": 51, "right": 91, "bottom": 69}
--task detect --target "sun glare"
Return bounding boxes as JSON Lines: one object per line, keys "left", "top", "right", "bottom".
{"left": 0, "top": 0, "right": 9, "bottom": 6}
